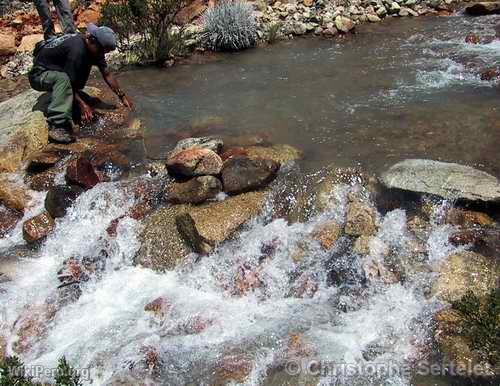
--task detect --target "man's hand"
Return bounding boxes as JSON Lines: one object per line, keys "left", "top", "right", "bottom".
{"left": 120, "top": 94, "right": 134, "bottom": 111}
{"left": 79, "top": 100, "right": 94, "bottom": 123}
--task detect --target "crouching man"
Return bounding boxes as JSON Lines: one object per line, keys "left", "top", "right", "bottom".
{"left": 29, "top": 23, "right": 134, "bottom": 143}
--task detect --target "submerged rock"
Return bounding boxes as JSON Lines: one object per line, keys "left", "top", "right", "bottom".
{"left": 66, "top": 156, "right": 101, "bottom": 189}
{"left": 26, "top": 146, "right": 69, "bottom": 173}
{"left": 381, "top": 159, "right": 500, "bottom": 202}
{"left": 465, "top": 2, "right": 500, "bottom": 16}
{"left": 432, "top": 251, "right": 498, "bottom": 302}
{"left": 135, "top": 205, "right": 193, "bottom": 271}
{"left": 444, "top": 208, "right": 495, "bottom": 228}
{"left": 311, "top": 220, "right": 343, "bottom": 250}
{"left": 0, "top": 206, "right": 22, "bottom": 237}
{"left": 245, "top": 144, "right": 303, "bottom": 165}
{"left": 221, "top": 157, "right": 279, "bottom": 194}
{"left": 45, "top": 185, "right": 85, "bottom": 218}
{"left": 167, "top": 175, "right": 222, "bottom": 204}
{"left": 176, "top": 191, "right": 268, "bottom": 253}
{"left": 22, "top": 212, "right": 55, "bottom": 244}
{"left": 0, "top": 89, "right": 48, "bottom": 172}
{"left": 166, "top": 148, "right": 223, "bottom": 178}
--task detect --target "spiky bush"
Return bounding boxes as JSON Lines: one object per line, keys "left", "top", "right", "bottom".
{"left": 201, "top": 0, "right": 257, "bottom": 51}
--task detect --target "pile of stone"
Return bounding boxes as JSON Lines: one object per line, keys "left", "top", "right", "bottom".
{"left": 254, "top": 0, "right": 456, "bottom": 39}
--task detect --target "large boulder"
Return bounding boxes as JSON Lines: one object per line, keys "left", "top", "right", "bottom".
{"left": 432, "top": 251, "right": 498, "bottom": 302}
{"left": 222, "top": 157, "right": 279, "bottom": 194}
{"left": 135, "top": 205, "right": 193, "bottom": 271}
{"left": 465, "top": 2, "right": 500, "bottom": 15}
{"left": 167, "top": 176, "right": 222, "bottom": 204}
{"left": 166, "top": 148, "right": 223, "bottom": 178}
{"left": 335, "top": 16, "right": 355, "bottom": 33}
{"left": 65, "top": 156, "right": 101, "bottom": 189}
{"left": 0, "top": 175, "right": 32, "bottom": 212}
{"left": 23, "top": 212, "right": 55, "bottom": 244}
{"left": 345, "top": 199, "right": 378, "bottom": 237}
{"left": 0, "top": 34, "right": 16, "bottom": 56}
{"left": 17, "top": 34, "right": 44, "bottom": 53}
{"left": 381, "top": 159, "right": 500, "bottom": 202}
{"left": 0, "top": 89, "right": 49, "bottom": 172}
{"left": 45, "top": 185, "right": 85, "bottom": 218}
{"left": 176, "top": 191, "right": 268, "bottom": 253}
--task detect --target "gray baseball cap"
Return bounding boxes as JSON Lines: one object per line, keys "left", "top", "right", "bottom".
{"left": 87, "top": 23, "right": 117, "bottom": 51}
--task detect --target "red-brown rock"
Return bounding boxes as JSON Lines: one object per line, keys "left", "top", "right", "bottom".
{"left": 144, "top": 297, "right": 172, "bottom": 319}
{"left": 480, "top": 68, "right": 500, "bottom": 81}
{"left": 166, "top": 148, "right": 223, "bottom": 177}
{"left": 220, "top": 147, "right": 248, "bottom": 162}
{"left": 0, "top": 33, "right": 16, "bottom": 56}
{"left": 66, "top": 157, "right": 100, "bottom": 189}
{"left": 22, "top": 212, "right": 55, "bottom": 244}
{"left": 221, "top": 156, "right": 279, "bottom": 194}
{"left": 465, "top": 33, "right": 481, "bottom": 44}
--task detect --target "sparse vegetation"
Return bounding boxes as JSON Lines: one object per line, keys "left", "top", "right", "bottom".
{"left": 100, "top": 0, "right": 195, "bottom": 64}
{"left": 201, "top": 0, "right": 257, "bottom": 51}
{"left": 266, "top": 22, "right": 282, "bottom": 44}
{"left": 451, "top": 289, "right": 500, "bottom": 366}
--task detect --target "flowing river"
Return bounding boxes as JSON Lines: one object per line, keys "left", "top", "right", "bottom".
{"left": 0, "top": 11, "right": 499, "bottom": 386}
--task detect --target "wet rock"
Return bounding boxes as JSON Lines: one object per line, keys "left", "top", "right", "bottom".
{"left": 232, "top": 263, "right": 262, "bottom": 296}
{"left": 214, "top": 353, "right": 253, "bottom": 384}
{"left": 465, "top": 33, "right": 481, "bottom": 44}
{"left": 381, "top": 159, "right": 500, "bottom": 202}
{"left": 335, "top": 16, "right": 355, "bottom": 33}
{"left": 0, "top": 176, "right": 31, "bottom": 212}
{"left": 448, "top": 229, "right": 485, "bottom": 247}
{"left": 480, "top": 67, "right": 500, "bottom": 81}
{"left": 135, "top": 205, "right": 193, "bottom": 271}
{"left": 89, "top": 150, "right": 131, "bottom": 181}
{"left": 171, "top": 136, "right": 223, "bottom": 155}
{"left": 66, "top": 156, "right": 101, "bottom": 189}
{"left": 362, "top": 339, "right": 392, "bottom": 361}
{"left": 362, "top": 257, "right": 401, "bottom": 284}
{"left": 367, "top": 13, "right": 382, "bottom": 22}
{"left": 220, "top": 147, "right": 248, "bottom": 162}
{"left": 0, "top": 87, "right": 50, "bottom": 171}
{"left": 0, "top": 34, "right": 16, "bottom": 56}
{"left": 144, "top": 296, "right": 172, "bottom": 319}
{"left": 45, "top": 185, "right": 85, "bottom": 218}
{"left": 176, "top": 191, "right": 268, "bottom": 254}
{"left": 166, "top": 148, "right": 223, "bottom": 178}
{"left": 432, "top": 251, "right": 498, "bottom": 302}
{"left": 445, "top": 208, "right": 495, "bottom": 228}
{"left": 311, "top": 221, "right": 342, "bottom": 250}
{"left": 167, "top": 175, "right": 222, "bottom": 204}
{"left": 22, "top": 212, "right": 55, "bottom": 244}
{"left": 26, "top": 168, "right": 60, "bottom": 191}
{"left": 389, "top": 2, "right": 401, "bottom": 14}
{"left": 0, "top": 205, "right": 22, "bottom": 237}
{"left": 286, "top": 333, "right": 316, "bottom": 358}
{"left": 26, "top": 146, "right": 69, "bottom": 173}
{"left": 221, "top": 133, "right": 270, "bottom": 148}
{"left": 345, "top": 199, "right": 378, "bottom": 237}
{"left": 353, "top": 235, "right": 372, "bottom": 255}
{"left": 12, "top": 303, "right": 56, "bottom": 354}
{"left": 465, "top": 2, "right": 500, "bottom": 16}
{"left": 221, "top": 157, "right": 280, "bottom": 194}
{"left": 245, "top": 144, "right": 303, "bottom": 165}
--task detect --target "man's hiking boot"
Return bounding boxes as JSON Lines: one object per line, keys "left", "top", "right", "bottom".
{"left": 48, "top": 123, "right": 75, "bottom": 144}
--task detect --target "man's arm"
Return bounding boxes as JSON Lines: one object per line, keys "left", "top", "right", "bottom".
{"left": 99, "top": 66, "right": 134, "bottom": 110}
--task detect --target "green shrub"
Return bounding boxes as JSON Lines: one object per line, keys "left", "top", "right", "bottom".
{"left": 201, "top": 0, "right": 257, "bottom": 51}
{"left": 266, "top": 22, "right": 282, "bottom": 44}
{"left": 100, "top": 0, "right": 195, "bottom": 64}
{"left": 0, "top": 356, "right": 82, "bottom": 386}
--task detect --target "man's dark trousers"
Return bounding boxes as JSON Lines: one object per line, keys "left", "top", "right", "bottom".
{"left": 29, "top": 66, "right": 73, "bottom": 128}
{"left": 34, "top": 0, "right": 76, "bottom": 40}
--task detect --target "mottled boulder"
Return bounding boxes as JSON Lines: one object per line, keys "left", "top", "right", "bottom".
{"left": 171, "top": 136, "right": 223, "bottom": 155}
{"left": 381, "top": 159, "right": 500, "bottom": 202}
{"left": 26, "top": 168, "right": 60, "bottom": 192}
{"left": 480, "top": 67, "right": 499, "bottom": 81}
{"left": 0, "top": 89, "right": 48, "bottom": 172}
{"left": 0, "top": 34, "right": 16, "bottom": 56}
{"left": 45, "top": 185, "right": 85, "bottom": 218}
{"left": 222, "top": 157, "right": 279, "bottom": 194}
{"left": 167, "top": 176, "right": 222, "bottom": 204}
{"left": 432, "top": 251, "right": 498, "bottom": 302}
{"left": 17, "top": 34, "right": 44, "bottom": 53}
{"left": 0, "top": 176, "right": 32, "bottom": 212}
{"left": 66, "top": 157, "right": 101, "bottom": 189}
{"left": 214, "top": 353, "right": 253, "bottom": 384}
{"left": 166, "top": 148, "right": 223, "bottom": 177}
{"left": 26, "top": 146, "right": 69, "bottom": 173}
{"left": 335, "top": 16, "right": 355, "bottom": 33}
{"left": 311, "top": 221, "right": 342, "bottom": 250}
{"left": 135, "top": 205, "right": 193, "bottom": 271}
{"left": 220, "top": 147, "right": 248, "bottom": 162}
{"left": 465, "top": 33, "right": 481, "bottom": 44}
{"left": 144, "top": 296, "right": 172, "bottom": 319}
{"left": 465, "top": 2, "right": 500, "bottom": 16}
{"left": 23, "top": 212, "right": 55, "bottom": 244}
{"left": 345, "top": 199, "right": 378, "bottom": 237}
{"left": 245, "top": 144, "right": 303, "bottom": 165}
{"left": 176, "top": 191, "right": 268, "bottom": 253}
{"left": 445, "top": 208, "right": 495, "bottom": 228}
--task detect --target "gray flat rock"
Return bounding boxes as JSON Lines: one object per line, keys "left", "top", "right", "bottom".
{"left": 381, "top": 159, "right": 500, "bottom": 202}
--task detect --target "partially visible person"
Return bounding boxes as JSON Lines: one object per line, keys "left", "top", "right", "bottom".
{"left": 34, "top": 0, "right": 76, "bottom": 40}
{"left": 29, "top": 24, "right": 134, "bottom": 144}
